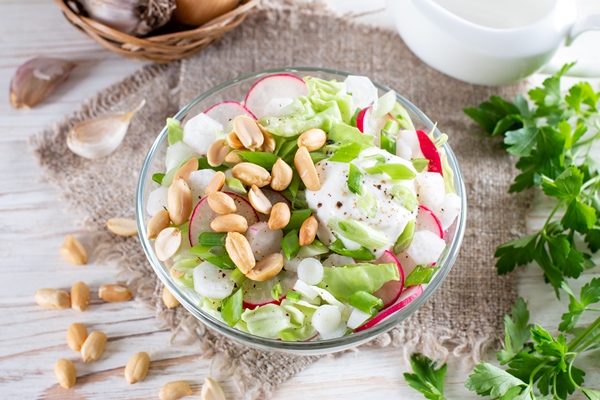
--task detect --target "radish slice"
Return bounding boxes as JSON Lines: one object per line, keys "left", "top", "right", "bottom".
{"left": 183, "top": 113, "right": 223, "bottom": 156}
{"left": 437, "top": 193, "right": 461, "bottom": 231}
{"left": 344, "top": 75, "right": 377, "bottom": 110}
{"left": 147, "top": 186, "right": 168, "bottom": 217}
{"left": 354, "top": 284, "right": 424, "bottom": 332}
{"left": 322, "top": 254, "right": 355, "bottom": 267}
{"left": 416, "top": 172, "right": 446, "bottom": 212}
{"left": 244, "top": 74, "right": 307, "bottom": 119}
{"left": 407, "top": 231, "right": 447, "bottom": 266}
{"left": 245, "top": 221, "right": 283, "bottom": 261}
{"left": 242, "top": 276, "right": 284, "bottom": 310}
{"left": 193, "top": 261, "right": 235, "bottom": 299}
{"left": 416, "top": 130, "right": 443, "bottom": 175}
{"left": 416, "top": 205, "right": 444, "bottom": 238}
{"left": 395, "top": 251, "right": 418, "bottom": 278}
{"left": 204, "top": 101, "right": 256, "bottom": 133}
{"left": 188, "top": 192, "right": 258, "bottom": 246}
{"left": 263, "top": 98, "right": 294, "bottom": 117}
{"left": 372, "top": 250, "right": 405, "bottom": 309}
{"left": 256, "top": 188, "right": 291, "bottom": 222}
{"left": 356, "top": 106, "right": 393, "bottom": 141}
{"left": 397, "top": 129, "right": 422, "bottom": 159}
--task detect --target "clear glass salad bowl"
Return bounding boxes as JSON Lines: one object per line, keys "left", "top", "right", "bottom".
{"left": 136, "top": 67, "right": 467, "bottom": 355}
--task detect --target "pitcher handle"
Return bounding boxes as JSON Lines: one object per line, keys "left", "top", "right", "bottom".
{"left": 542, "top": 12, "right": 600, "bottom": 77}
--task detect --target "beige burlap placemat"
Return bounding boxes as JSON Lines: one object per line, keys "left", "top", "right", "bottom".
{"left": 30, "top": 1, "right": 533, "bottom": 398}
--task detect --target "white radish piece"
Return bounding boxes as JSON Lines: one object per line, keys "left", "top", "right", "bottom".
{"left": 406, "top": 230, "right": 446, "bottom": 266}
{"left": 188, "top": 193, "right": 258, "bottom": 246}
{"left": 262, "top": 97, "right": 294, "bottom": 117}
{"left": 165, "top": 141, "right": 196, "bottom": 171}
{"left": 244, "top": 74, "right": 307, "bottom": 119}
{"left": 297, "top": 258, "right": 324, "bottom": 285}
{"left": 204, "top": 101, "right": 256, "bottom": 133}
{"left": 293, "top": 280, "right": 319, "bottom": 300}
{"left": 312, "top": 304, "right": 342, "bottom": 335}
{"left": 193, "top": 261, "right": 235, "bottom": 299}
{"left": 187, "top": 169, "right": 216, "bottom": 204}
{"left": 282, "top": 254, "right": 303, "bottom": 272}
{"left": 354, "top": 284, "right": 424, "bottom": 332}
{"left": 346, "top": 307, "right": 372, "bottom": 329}
{"left": 182, "top": 113, "right": 223, "bottom": 156}
{"left": 437, "top": 193, "right": 461, "bottom": 231}
{"left": 396, "top": 138, "right": 412, "bottom": 160}
{"left": 344, "top": 75, "right": 377, "bottom": 110}
{"left": 320, "top": 320, "right": 348, "bottom": 340}
{"left": 395, "top": 250, "right": 418, "bottom": 278}
{"left": 245, "top": 221, "right": 283, "bottom": 261}
{"left": 322, "top": 254, "right": 355, "bottom": 267}
{"left": 416, "top": 172, "right": 446, "bottom": 211}
{"left": 147, "top": 186, "right": 168, "bottom": 217}
{"left": 396, "top": 129, "right": 422, "bottom": 159}
{"left": 242, "top": 276, "right": 283, "bottom": 309}
{"left": 356, "top": 106, "right": 393, "bottom": 140}
{"left": 416, "top": 205, "right": 444, "bottom": 238}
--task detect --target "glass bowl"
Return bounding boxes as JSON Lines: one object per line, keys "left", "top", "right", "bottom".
{"left": 136, "top": 67, "right": 467, "bottom": 356}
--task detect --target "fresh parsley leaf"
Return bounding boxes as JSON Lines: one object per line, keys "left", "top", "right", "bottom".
{"left": 497, "top": 298, "right": 533, "bottom": 364}
{"left": 562, "top": 199, "right": 597, "bottom": 233}
{"left": 541, "top": 167, "right": 583, "bottom": 200}
{"left": 494, "top": 233, "right": 538, "bottom": 275}
{"left": 504, "top": 127, "right": 538, "bottom": 157}
{"left": 465, "top": 362, "right": 529, "bottom": 398}
{"left": 581, "top": 387, "right": 600, "bottom": 400}
{"left": 403, "top": 354, "right": 447, "bottom": 400}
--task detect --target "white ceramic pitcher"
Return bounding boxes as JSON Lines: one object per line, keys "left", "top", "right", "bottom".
{"left": 387, "top": 0, "right": 600, "bottom": 85}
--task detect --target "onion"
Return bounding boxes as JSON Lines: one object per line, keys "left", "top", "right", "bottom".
{"left": 174, "top": 0, "right": 240, "bottom": 26}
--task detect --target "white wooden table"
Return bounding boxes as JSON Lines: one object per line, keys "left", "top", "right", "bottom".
{"left": 1, "top": 1, "right": 599, "bottom": 399}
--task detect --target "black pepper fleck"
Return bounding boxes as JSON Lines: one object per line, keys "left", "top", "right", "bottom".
{"left": 336, "top": 201, "right": 343, "bottom": 208}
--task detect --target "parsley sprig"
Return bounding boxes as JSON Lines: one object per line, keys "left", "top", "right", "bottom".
{"left": 464, "top": 63, "right": 600, "bottom": 296}
{"left": 406, "top": 291, "right": 600, "bottom": 399}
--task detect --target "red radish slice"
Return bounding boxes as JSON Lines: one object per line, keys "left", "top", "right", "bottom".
{"left": 416, "top": 130, "right": 443, "bottom": 175}
{"left": 242, "top": 276, "right": 284, "bottom": 310}
{"left": 356, "top": 106, "right": 393, "bottom": 139}
{"left": 204, "top": 101, "right": 256, "bottom": 133}
{"left": 372, "top": 250, "right": 405, "bottom": 309}
{"left": 244, "top": 74, "right": 307, "bottom": 119}
{"left": 416, "top": 205, "right": 444, "bottom": 239}
{"left": 188, "top": 192, "right": 258, "bottom": 246}
{"left": 354, "top": 284, "right": 424, "bottom": 332}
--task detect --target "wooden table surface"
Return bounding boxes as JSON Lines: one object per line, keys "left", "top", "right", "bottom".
{"left": 1, "top": 1, "right": 600, "bottom": 399}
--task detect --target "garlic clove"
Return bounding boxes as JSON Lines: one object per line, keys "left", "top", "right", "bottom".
{"left": 10, "top": 57, "right": 77, "bottom": 109}
{"left": 66, "top": 99, "right": 146, "bottom": 159}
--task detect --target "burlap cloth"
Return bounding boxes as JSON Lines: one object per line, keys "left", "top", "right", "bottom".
{"left": 30, "top": 1, "right": 533, "bottom": 398}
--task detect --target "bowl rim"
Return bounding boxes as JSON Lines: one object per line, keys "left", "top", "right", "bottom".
{"left": 135, "top": 66, "right": 467, "bottom": 353}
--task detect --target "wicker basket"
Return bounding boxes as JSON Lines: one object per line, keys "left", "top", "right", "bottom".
{"left": 55, "top": 0, "right": 260, "bottom": 63}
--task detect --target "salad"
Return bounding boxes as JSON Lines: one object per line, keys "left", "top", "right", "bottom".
{"left": 146, "top": 73, "right": 462, "bottom": 341}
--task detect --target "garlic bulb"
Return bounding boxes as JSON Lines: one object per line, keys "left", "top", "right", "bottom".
{"left": 67, "top": 100, "right": 146, "bottom": 159}
{"left": 79, "top": 0, "right": 175, "bottom": 36}
{"left": 10, "top": 58, "right": 77, "bottom": 109}
{"left": 174, "top": 0, "right": 240, "bottom": 26}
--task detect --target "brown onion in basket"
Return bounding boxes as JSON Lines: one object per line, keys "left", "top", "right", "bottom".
{"left": 173, "top": 0, "right": 239, "bottom": 26}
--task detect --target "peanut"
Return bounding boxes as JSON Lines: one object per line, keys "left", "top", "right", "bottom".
{"left": 70, "top": 281, "right": 90, "bottom": 312}
{"left": 173, "top": 158, "right": 199, "bottom": 182}
{"left": 204, "top": 171, "right": 226, "bottom": 195}
{"left": 168, "top": 178, "right": 192, "bottom": 226}
{"left": 270, "top": 157, "right": 293, "bottom": 191}
{"left": 231, "top": 162, "right": 271, "bottom": 187}
{"left": 245, "top": 253, "right": 285, "bottom": 282}
{"left": 210, "top": 214, "right": 248, "bottom": 233}
{"left": 268, "top": 202, "right": 291, "bottom": 230}
{"left": 147, "top": 209, "right": 170, "bottom": 240}
{"left": 80, "top": 331, "right": 107, "bottom": 362}
{"left": 66, "top": 323, "right": 88, "bottom": 352}
{"left": 35, "top": 288, "right": 70, "bottom": 310}
{"left": 59, "top": 234, "right": 87, "bottom": 265}
{"left": 207, "top": 191, "right": 237, "bottom": 215}
{"left": 159, "top": 380, "right": 193, "bottom": 400}
{"left": 98, "top": 284, "right": 132, "bottom": 302}
{"left": 207, "top": 140, "right": 230, "bottom": 167}
{"left": 248, "top": 185, "right": 272, "bottom": 214}
{"left": 294, "top": 146, "right": 320, "bottom": 191}
{"left": 225, "top": 232, "right": 255, "bottom": 274}
{"left": 162, "top": 286, "right": 180, "bottom": 309}
{"left": 297, "top": 128, "right": 327, "bottom": 151}
{"left": 124, "top": 351, "right": 151, "bottom": 384}
{"left": 106, "top": 218, "right": 138, "bottom": 236}
{"left": 55, "top": 358, "right": 76, "bottom": 389}
{"left": 299, "top": 215, "right": 318, "bottom": 246}
{"left": 155, "top": 227, "right": 182, "bottom": 261}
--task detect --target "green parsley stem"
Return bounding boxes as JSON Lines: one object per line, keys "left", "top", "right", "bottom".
{"left": 573, "top": 131, "right": 600, "bottom": 148}
{"left": 573, "top": 330, "right": 600, "bottom": 354}
{"left": 568, "top": 315, "right": 600, "bottom": 352}
{"left": 580, "top": 175, "right": 600, "bottom": 191}
{"left": 529, "top": 359, "right": 549, "bottom": 388}
{"left": 542, "top": 199, "right": 565, "bottom": 230}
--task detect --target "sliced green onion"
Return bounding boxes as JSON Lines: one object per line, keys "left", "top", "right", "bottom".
{"left": 328, "top": 217, "right": 391, "bottom": 249}
{"left": 221, "top": 288, "right": 243, "bottom": 327}
{"left": 329, "top": 239, "right": 376, "bottom": 261}
{"left": 391, "top": 184, "right": 418, "bottom": 212}
{"left": 167, "top": 118, "right": 183, "bottom": 145}
{"left": 282, "top": 229, "right": 301, "bottom": 260}
{"left": 380, "top": 120, "right": 399, "bottom": 155}
{"left": 391, "top": 102, "right": 415, "bottom": 131}
{"left": 198, "top": 232, "right": 226, "bottom": 247}
{"left": 287, "top": 171, "right": 301, "bottom": 199}
{"left": 411, "top": 158, "right": 430, "bottom": 173}
{"left": 310, "top": 151, "right": 329, "bottom": 164}
{"left": 285, "top": 209, "right": 313, "bottom": 230}
{"left": 197, "top": 157, "right": 228, "bottom": 172}
{"left": 297, "top": 239, "right": 328, "bottom": 258}
{"left": 357, "top": 191, "right": 378, "bottom": 218}
{"left": 404, "top": 265, "right": 440, "bottom": 287}
{"left": 364, "top": 163, "right": 416, "bottom": 180}
{"left": 271, "top": 282, "right": 283, "bottom": 301}
{"left": 286, "top": 290, "right": 301, "bottom": 302}
{"left": 175, "top": 221, "right": 190, "bottom": 236}
{"left": 273, "top": 134, "right": 287, "bottom": 154}
{"left": 230, "top": 268, "right": 247, "bottom": 287}
{"left": 362, "top": 154, "right": 386, "bottom": 166}
{"left": 189, "top": 244, "right": 213, "bottom": 259}
{"left": 225, "top": 177, "right": 247, "bottom": 194}
{"left": 278, "top": 141, "right": 298, "bottom": 159}
{"left": 152, "top": 173, "right": 165, "bottom": 185}
{"left": 394, "top": 219, "right": 416, "bottom": 254}
{"left": 292, "top": 198, "right": 308, "bottom": 210}
{"left": 204, "top": 254, "right": 236, "bottom": 270}
{"left": 329, "top": 142, "right": 366, "bottom": 162}
{"left": 349, "top": 290, "right": 384, "bottom": 314}
{"left": 347, "top": 164, "right": 363, "bottom": 195}
{"left": 236, "top": 151, "right": 279, "bottom": 171}
{"left": 350, "top": 108, "right": 360, "bottom": 128}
